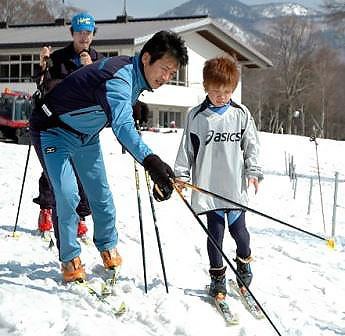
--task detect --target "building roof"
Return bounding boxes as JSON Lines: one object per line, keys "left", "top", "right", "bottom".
{"left": 0, "top": 15, "right": 272, "bottom": 68}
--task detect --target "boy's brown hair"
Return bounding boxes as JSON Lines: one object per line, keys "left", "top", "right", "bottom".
{"left": 203, "top": 55, "right": 240, "bottom": 91}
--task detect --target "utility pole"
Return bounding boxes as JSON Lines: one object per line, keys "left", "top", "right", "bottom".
{"left": 62, "top": 0, "right": 65, "bottom": 20}
{"left": 5, "top": 0, "right": 9, "bottom": 23}
{"left": 123, "top": 0, "right": 128, "bottom": 16}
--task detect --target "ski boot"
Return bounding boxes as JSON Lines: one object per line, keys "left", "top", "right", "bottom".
{"left": 77, "top": 217, "right": 88, "bottom": 239}
{"left": 235, "top": 256, "right": 253, "bottom": 290}
{"left": 100, "top": 249, "right": 122, "bottom": 295}
{"left": 38, "top": 208, "right": 53, "bottom": 240}
{"left": 61, "top": 256, "right": 86, "bottom": 282}
{"left": 100, "top": 248, "right": 122, "bottom": 270}
{"left": 209, "top": 266, "right": 227, "bottom": 297}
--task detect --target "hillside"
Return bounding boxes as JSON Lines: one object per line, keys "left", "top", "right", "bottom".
{"left": 160, "top": 0, "right": 339, "bottom": 48}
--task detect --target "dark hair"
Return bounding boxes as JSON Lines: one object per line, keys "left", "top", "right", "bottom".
{"left": 139, "top": 30, "right": 188, "bottom": 67}
{"left": 70, "top": 27, "right": 97, "bottom": 36}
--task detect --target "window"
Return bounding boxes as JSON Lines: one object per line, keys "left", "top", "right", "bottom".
{"left": 159, "top": 110, "right": 182, "bottom": 128}
{"left": 10, "top": 55, "right": 20, "bottom": 61}
{"left": 0, "top": 64, "right": 9, "bottom": 83}
{"left": 159, "top": 111, "right": 168, "bottom": 128}
{"left": 0, "top": 55, "right": 9, "bottom": 62}
{"left": 0, "top": 50, "right": 121, "bottom": 82}
{"left": 22, "top": 54, "right": 32, "bottom": 61}
{"left": 10, "top": 64, "right": 20, "bottom": 82}
{"left": 21, "top": 64, "right": 32, "bottom": 81}
{"left": 0, "top": 53, "right": 40, "bottom": 82}
{"left": 103, "top": 51, "right": 119, "bottom": 57}
{"left": 169, "top": 65, "right": 188, "bottom": 86}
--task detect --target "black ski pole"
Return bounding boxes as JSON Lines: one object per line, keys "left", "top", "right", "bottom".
{"left": 145, "top": 170, "right": 169, "bottom": 293}
{"left": 134, "top": 160, "right": 148, "bottom": 293}
{"left": 177, "top": 179, "right": 329, "bottom": 243}
{"left": 310, "top": 135, "right": 327, "bottom": 234}
{"left": 173, "top": 184, "right": 282, "bottom": 336}
{"left": 12, "top": 142, "right": 32, "bottom": 237}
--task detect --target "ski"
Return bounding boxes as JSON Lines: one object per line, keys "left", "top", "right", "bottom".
{"left": 39, "top": 230, "right": 52, "bottom": 242}
{"left": 228, "top": 279, "right": 264, "bottom": 319}
{"left": 73, "top": 279, "right": 126, "bottom": 317}
{"left": 100, "top": 267, "right": 120, "bottom": 297}
{"left": 78, "top": 234, "right": 92, "bottom": 246}
{"left": 214, "top": 292, "right": 240, "bottom": 325}
{"left": 204, "top": 285, "right": 239, "bottom": 325}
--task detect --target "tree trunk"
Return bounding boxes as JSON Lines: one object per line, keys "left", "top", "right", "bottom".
{"left": 287, "top": 105, "right": 293, "bottom": 134}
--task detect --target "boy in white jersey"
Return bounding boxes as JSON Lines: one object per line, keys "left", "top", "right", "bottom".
{"left": 174, "top": 56, "right": 263, "bottom": 297}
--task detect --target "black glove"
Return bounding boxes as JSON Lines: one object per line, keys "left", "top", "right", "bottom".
{"left": 143, "top": 154, "right": 175, "bottom": 201}
{"left": 152, "top": 183, "right": 172, "bottom": 202}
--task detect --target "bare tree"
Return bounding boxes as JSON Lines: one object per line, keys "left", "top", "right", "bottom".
{"left": 322, "top": 0, "right": 345, "bottom": 23}
{"left": 321, "top": 59, "right": 345, "bottom": 140}
{"left": 242, "top": 67, "right": 273, "bottom": 131}
{"left": 46, "top": 0, "right": 82, "bottom": 20}
{"left": 309, "top": 45, "right": 340, "bottom": 137}
{"left": 0, "top": 0, "right": 81, "bottom": 24}
{"left": 0, "top": 0, "right": 31, "bottom": 23}
{"left": 269, "top": 17, "right": 317, "bottom": 134}
{"left": 243, "top": 8, "right": 345, "bottom": 140}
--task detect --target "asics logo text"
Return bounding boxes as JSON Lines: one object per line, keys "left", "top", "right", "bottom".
{"left": 205, "top": 130, "right": 241, "bottom": 145}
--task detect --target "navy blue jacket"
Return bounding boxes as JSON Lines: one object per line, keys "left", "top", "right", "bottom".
{"left": 36, "top": 43, "right": 103, "bottom": 92}
{"left": 49, "top": 42, "right": 102, "bottom": 79}
{"left": 30, "top": 55, "right": 153, "bottom": 163}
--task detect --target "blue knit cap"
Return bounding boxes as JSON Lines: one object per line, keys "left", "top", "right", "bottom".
{"left": 71, "top": 12, "right": 95, "bottom": 32}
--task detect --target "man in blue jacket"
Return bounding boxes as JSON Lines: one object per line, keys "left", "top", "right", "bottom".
{"left": 34, "top": 12, "right": 103, "bottom": 239}
{"left": 30, "top": 30, "right": 188, "bottom": 282}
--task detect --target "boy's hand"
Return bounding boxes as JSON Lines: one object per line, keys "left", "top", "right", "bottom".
{"left": 173, "top": 179, "right": 186, "bottom": 193}
{"left": 248, "top": 177, "right": 259, "bottom": 194}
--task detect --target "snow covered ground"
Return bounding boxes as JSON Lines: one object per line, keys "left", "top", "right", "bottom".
{"left": 0, "top": 129, "right": 344, "bottom": 336}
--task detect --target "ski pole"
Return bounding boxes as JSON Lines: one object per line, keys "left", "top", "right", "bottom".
{"left": 145, "top": 170, "right": 169, "bottom": 293}
{"left": 173, "top": 184, "right": 282, "bottom": 336}
{"left": 310, "top": 136, "right": 327, "bottom": 234}
{"left": 134, "top": 160, "right": 148, "bottom": 293}
{"left": 11, "top": 142, "right": 32, "bottom": 237}
{"left": 176, "top": 179, "right": 329, "bottom": 244}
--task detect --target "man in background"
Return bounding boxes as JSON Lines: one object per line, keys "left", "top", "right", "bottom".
{"left": 33, "top": 12, "right": 103, "bottom": 240}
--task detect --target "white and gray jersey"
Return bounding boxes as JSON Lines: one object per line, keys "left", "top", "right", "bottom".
{"left": 174, "top": 99, "right": 263, "bottom": 215}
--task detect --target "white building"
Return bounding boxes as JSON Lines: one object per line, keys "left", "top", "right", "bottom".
{"left": 0, "top": 15, "right": 272, "bottom": 127}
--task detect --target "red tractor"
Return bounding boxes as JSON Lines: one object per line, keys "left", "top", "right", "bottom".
{"left": 0, "top": 88, "right": 32, "bottom": 144}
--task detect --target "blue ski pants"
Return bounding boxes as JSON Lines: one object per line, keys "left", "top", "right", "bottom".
{"left": 31, "top": 127, "right": 117, "bottom": 262}
{"left": 206, "top": 210, "right": 251, "bottom": 268}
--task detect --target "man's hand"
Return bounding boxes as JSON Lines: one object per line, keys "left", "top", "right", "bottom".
{"left": 143, "top": 154, "right": 174, "bottom": 201}
{"left": 40, "top": 46, "right": 52, "bottom": 69}
{"left": 152, "top": 183, "right": 173, "bottom": 202}
{"left": 79, "top": 51, "right": 92, "bottom": 65}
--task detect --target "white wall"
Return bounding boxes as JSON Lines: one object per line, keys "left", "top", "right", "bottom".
{"left": 140, "top": 84, "right": 205, "bottom": 107}
{"left": 183, "top": 33, "right": 220, "bottom": 90}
